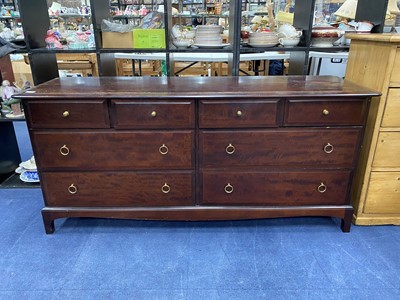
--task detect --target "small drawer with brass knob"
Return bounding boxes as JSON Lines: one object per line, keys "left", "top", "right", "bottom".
{"left": 112, "top": 100, "right": 195, "bottom": 129}
{"left": 25, "top": 100, "right": 110, "bottom": 129}
{"left": 199, "top": 100, "right": 279, "bottom": 128}
{"left": 285, "top": 99, "right": 366, "bottom": 126}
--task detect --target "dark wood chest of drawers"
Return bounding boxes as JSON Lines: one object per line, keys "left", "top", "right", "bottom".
{"left": 16, "top": 76, "right": 379, "bottom": 233}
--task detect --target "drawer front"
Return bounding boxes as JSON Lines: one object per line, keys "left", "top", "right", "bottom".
{"left": 32, "top": 130, "right": 194, "bottom": 170}
{"left": 200, "top": 128, "right": 361, "bottom": 168}
{"left": 25, "top": 100, "right": 110, "bottom": 129}
{"left": 391, "top": 49, "right": 400, "bottom": 87}
{"left": 112, "top": 100, "right": 195, "bottom": 129}
{"left": 381, "top": 89, "right": 400, "bottom": 127}
{"left": 201, "top": 171, "right": 351, "bottom": 206}
{"left": 199, "top": 99, "right": 280, "bottom": 128}
{"left": 364, "top": 172, "right": 400, "bottom": 214}
{"left": 41, "top": 172, "right": 194, "bottom": 207}
{"left": 373, "top": 132, "right": 400, "bottom": 168}
{"left": 284, "top": 99, "right": 367, "bottom": 126}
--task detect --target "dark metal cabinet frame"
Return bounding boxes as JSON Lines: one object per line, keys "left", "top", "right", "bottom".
{"left": 17, "top": 0, "right": 390, "bottom": 84}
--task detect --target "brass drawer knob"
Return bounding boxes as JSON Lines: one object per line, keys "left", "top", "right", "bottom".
{"left": 322, "top": 109, "right": 329, "bottom": 116}
{"left": 159, "top": 144, "right": 169, "bottom": 155}
{"left": 225, "top": 143, "right": 236, "bottom": 155}
{"left": 237, "top": 110, "right": 242, "bottom": 117}
{"left": 323, "top": 143, "right": 334, "bottom": 154}
{"left": 68, "top": 184, "right": 78, "bottom": 194}
{"left": 151, "top": 111, "right": 157, "bottom": 117}
{"left": 224, "top": 183, "right": 234, "bottom": 194}
{"left": 161, "top": 183, "right": 170, "bottom": 194}
{"left": 63, "top": 111, "right": 70, "bottom": 117}
{"left": 60, "top": 145, "right": 70, "bottom": 156}
{"left": 317, "top": 182, "right": 327, "bottom": 193}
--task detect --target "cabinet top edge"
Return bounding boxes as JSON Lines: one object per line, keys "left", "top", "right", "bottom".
{"left": 14, "top": 76, "right": 380, "bottom": 99}
{"left": 345, "top": 33, "right": 400, "bottom": 43}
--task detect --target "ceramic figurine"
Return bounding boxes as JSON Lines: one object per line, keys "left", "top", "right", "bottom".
{"left": 0, "top": 80, "right": 23, "bottom": 118}
{"left": 45, "top": 30, "right": 63, "bottom": 49}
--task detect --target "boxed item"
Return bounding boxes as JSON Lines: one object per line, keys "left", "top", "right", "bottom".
{"left": 133, "top": 29, "right": 165, "bottom": 49}
{"left": 102, "top": 31, "right": 133, "bottom": 49}
{"left": 101, "top": 20, "right": 134, "bottom": 49}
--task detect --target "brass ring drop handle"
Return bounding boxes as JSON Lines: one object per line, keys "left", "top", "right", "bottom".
{"left": 63, "top": 111, "right": 70, "bottom": 118}
{"left": 161, "top": 183, "right": 170, "bottom": 194}
{"left": 322, "top": 109, "right": 329, "bottom": 116}
{"left": 317, "top": 182, "right": 327, "bottom": 193}
{"left": 225, "top": 143, "right": 235, "bottom": 155}
{"left": 68, "top": 184, "right": 78, "bottom": 194}
{"left": 60, "top": 145, "right": 70, "bottom": 156}
{"left": 237, "top": 110, "right": 242, "bottom": 117}
{"left": 159, "top": 144, "right": 169, "bottom": 155}
{"left": 323, "top": 143, "right": 334, "bottom": 154}
{"left": 224, "top": 183, "right": 234, "bottom": 194}
{"left": 151, "top": 111, "right": 157, "bottom": 117}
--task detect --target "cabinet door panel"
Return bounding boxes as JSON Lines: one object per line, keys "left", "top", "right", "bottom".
{"left": 112, "top": 100, "right": 195, "bottom": 129}
{"left": 284, "top": 99, "right": 367, "bottom": 126}
{"left": 200, "top": 128, "right": 361, "bottom": 168}
{"left": 32, "top": 131, "right": 194, "bottom": 170}
{"left": 199, "top": 99, "right": 280, "bottom": 128}
{"left": 41, "top": 172, "right": 194, "bottom": 207}
{"left": 201, "top": 171, "right": 351, "bottom": 205}
{"left": 25, "top": 100, "right": 110, "bottom": 129}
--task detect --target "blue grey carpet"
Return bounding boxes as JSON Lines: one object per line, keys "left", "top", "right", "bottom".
{"left": 1, "top": 122, "right": 399, "bottom": 299}
{"left": 0, "top": 188, "right": 400, "bottom": 300}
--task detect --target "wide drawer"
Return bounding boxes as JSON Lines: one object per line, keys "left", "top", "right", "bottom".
{"left": 199, "top": 99, "right": 280, "bottom": 128}
{"left": 381, "top": 89, "right": 400, "bottom": 127}
{"left": 373, "top": 132, "right": 400, "bottom": 168}
{"left": 201, "top": 171, "right": 351, "bottom": 206}
{"left": 284, "top": 99, "right": 367, "bottom": 126}
{"left": 200, "top": 128, "right": 361, "bottom": 168}
{"left": 364, "top": 172, "right": 400, "bottom": 214}
{"left": 24, "top": 100, "right": 110, "bottom": 129}
{"left": 41, "top": 171, "right": 194, "bottom": 207}
{"left": 112, "top": 100, "right": 195, "bottom": 129}
{"left": 32, "top": 130, "right": 194, "bottom": 170}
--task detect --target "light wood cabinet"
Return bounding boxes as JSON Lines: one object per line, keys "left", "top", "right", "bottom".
{"left": 345, "top": 33, "right": 400, "bottom": 225}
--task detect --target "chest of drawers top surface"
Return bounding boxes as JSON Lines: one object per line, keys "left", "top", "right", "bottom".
{"left": 15, "top": 76, "right": 379, "bottom": 100}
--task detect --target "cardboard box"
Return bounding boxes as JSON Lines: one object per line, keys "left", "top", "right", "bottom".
{"left": 133, "top": 29, "right": 165, "bottom": 49}
{"left": 102, "top": 31, "right": 133, "bottom": 49}
{"left": 11, "top": 60, "right": 34, "bottom": 88}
